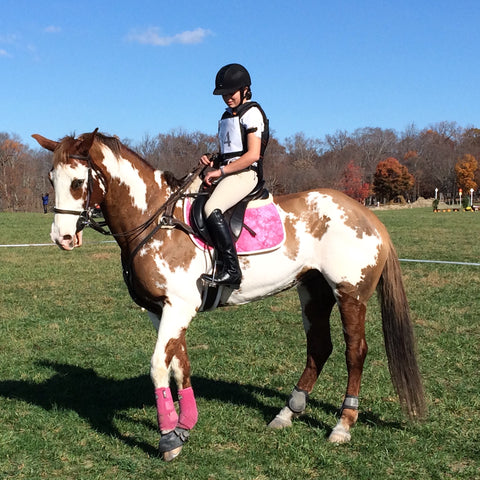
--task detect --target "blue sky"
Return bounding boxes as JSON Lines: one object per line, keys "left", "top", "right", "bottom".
{"left": 1, "top": 0, "right": 479, "bottom": 150}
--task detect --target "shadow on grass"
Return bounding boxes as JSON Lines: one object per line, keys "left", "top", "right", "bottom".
{"left": 0, "top": 360, "right": 401, "bottom": 454}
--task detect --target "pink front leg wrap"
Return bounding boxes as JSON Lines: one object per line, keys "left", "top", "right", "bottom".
{"left": 155, "top": 387, "right": 179, "bottom": 433}
{"left": 178, "top": 387, "right": 198, "bottom": 430}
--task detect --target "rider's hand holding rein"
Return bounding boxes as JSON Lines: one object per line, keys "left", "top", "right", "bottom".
{"left": 200, "top": 132, "right": 261, "bottom": 186}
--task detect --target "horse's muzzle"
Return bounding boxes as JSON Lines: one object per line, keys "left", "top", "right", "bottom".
{"left": 53, "top": 231, "right": 83, "bottom": 251}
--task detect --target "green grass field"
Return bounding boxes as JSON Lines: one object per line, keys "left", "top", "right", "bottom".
{"left": 0, "top": 208, "right": 479, "bottom": 479}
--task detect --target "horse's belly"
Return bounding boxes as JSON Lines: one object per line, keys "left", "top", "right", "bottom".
{"left": 225, "top": 250, "right": 305, "bottom": 305}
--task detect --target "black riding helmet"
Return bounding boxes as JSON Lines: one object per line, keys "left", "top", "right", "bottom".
{"left": 213, "top": 63, "right": 251, "bottom": 95}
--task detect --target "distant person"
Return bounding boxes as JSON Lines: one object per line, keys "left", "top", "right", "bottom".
{"left": 42, "top": 193, "right": 49, "bottom": 214}
{"left": 199, "top": 63, "right": 269, "bottom": 289}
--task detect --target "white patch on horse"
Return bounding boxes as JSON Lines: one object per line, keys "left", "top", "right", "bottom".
{"left": 100, "top": 145, "right": 148, "bottom": 212}
{"left": 154, "top": 170, "right": 164, "bottom": 188}
{"left": 92, "top": 170, "right": 106, "bottom": 194}
{"left": 149, "top": 250, "right": 205, "bottom": 308}
{"left": 306, "top": 192, "right": 382, "bottom": 286}
{"left": 139, "top": 239, "right": 164, "bottom": 256}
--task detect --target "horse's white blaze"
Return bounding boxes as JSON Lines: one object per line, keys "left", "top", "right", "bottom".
{"left": 101, "top": 146, "right": 148, "bottom": 212}
{"left": 50, "top": 163, "right": 88, "bottom": 247}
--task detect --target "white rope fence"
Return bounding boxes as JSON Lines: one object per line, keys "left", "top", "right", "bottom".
{"left": 0, "top": 241, "right": 117, "bottom": 248}
{"left": 1, "top": 242, "right": 479, "bottom": 267}
{"left": 399, "top": 258, "right": 480, "bottom": 267}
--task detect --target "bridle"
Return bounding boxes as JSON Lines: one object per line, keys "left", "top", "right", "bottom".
{"left": 53, "top": 154, "right": 110, "bottom": 235}
{"left": 53, "top": 153, "right": 205, "bottom": 239}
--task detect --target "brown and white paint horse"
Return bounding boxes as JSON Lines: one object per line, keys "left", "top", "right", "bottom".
{"left": 33, "top": 130, "right": 425, "bottom": 461}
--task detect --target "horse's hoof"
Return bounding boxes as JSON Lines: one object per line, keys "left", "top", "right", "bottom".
{"left": 328, "top": 425, "right": 351, "bottom": 443}
{"left": 268, "top": 415, "right": 292, "bottom": 429}
{"left": 267, "top": 406, "right": 294, "bottom": 429}
{"left": 158, "top": 428, "right": 190, "bottom": 461}
{"left": 162, "top": 446, "right": 183, "bottom": 462}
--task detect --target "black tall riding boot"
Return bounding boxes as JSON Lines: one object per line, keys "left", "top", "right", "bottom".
{"left": 201, "top": 209, "right": 242, "bottom": 288}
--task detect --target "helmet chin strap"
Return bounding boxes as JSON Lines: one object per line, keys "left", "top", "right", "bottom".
{"left": 234, "top": 87, "right": 247, "bottom": 113}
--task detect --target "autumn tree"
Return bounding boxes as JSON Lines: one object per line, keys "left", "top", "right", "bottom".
{"left": 373, "top": 157, "right": 414, "bottom": 202}
{"left": 340, "top": 160, "right": 371, "bottom": 203}
{"left": 0, "top": 133, "right": 51, "bottom": 211}
{"left": 455, "top": 154, "right": 478, "bottom": 193}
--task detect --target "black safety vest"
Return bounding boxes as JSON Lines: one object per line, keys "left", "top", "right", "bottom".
{"left": 219, "top": 101, "right": 269, "bottom": 179}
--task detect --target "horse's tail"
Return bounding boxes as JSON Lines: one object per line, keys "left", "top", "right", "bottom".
{"left": 377, "top": 239, "right": 426, "bottom": 420}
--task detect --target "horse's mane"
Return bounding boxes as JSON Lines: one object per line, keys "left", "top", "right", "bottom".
{"left": 94, "top": 132, "right": 148, "bottom": 166}
{"left": 55, "top": 131, "right": 182, "bottom": 189}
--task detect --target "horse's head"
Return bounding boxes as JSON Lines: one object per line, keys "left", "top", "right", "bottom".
{"left": 32, "top": 129, "right": 103, "bottom": 250}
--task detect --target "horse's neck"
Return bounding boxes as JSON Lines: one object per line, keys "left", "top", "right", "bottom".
{"left": 98, "top": 152, "right": 170, "bottom": 247}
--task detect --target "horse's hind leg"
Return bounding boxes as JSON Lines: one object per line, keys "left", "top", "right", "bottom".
{"left": 269, "top": 271, "right": 336, "bottom": 428}
{"left": 328, "top": 290, "right": 367, "bottom": 443}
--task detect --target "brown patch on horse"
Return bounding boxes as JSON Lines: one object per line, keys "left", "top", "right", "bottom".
{"left": 130, "top": 256, "right": 170, "bottom": 309}
{"left": 165, "top": 328, "right": 192, "bottom": 389}
{"left": 146, "top": 203, "right": 197, "bottom": 273}
{"left": 282, "top": 215, "right": 300, "bottom": 260}
{"left": 277, "top": 193, "right": 306, "bottom": 260}
{"left": 306, "top": 214, "right": 330, "bottom": 238}
{"left": 278, "top": 193, "right": 331, "bottom": 260}
{"left": 239, "top": 256, "right": 251, "bottom": 269}
{"left": 336, "top": 289, "right": 368, "bottom": 396}
{"left": 52, "top": 135, "right": 80, "bottom": 167}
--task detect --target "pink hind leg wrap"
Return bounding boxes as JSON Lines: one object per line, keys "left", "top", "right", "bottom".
{"left": 177, "top": 387, "right": 198, "bottom": 430}
{"left": 155, "top": 387, "right": 179, "bottom": 433}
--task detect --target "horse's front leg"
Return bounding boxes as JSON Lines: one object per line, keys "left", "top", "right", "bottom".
{"left": 149, "top": 305, "right": 198, "bottom": 461}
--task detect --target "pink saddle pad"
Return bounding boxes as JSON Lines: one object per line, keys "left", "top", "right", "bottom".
{"left": 184, "top": 197, "right": 285, "bottom": 255}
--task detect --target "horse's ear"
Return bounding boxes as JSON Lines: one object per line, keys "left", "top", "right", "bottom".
{"left": 77, "top": 128, "right": 99, "bottom": 155}
{"left": 31, "top": 134, "right": 59, "bottom": 152}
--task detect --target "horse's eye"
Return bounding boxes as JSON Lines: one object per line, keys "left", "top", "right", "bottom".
{"left": 71, "top": 179, "right": 84, "bottom": 190}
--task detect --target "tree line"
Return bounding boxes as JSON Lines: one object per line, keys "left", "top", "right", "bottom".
{"left": 1, "top": 121, "right": 479, "bottom": 212}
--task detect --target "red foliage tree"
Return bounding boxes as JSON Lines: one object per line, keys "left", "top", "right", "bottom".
{"left": 340, "top": 160, "right": 371, "bottom": 203}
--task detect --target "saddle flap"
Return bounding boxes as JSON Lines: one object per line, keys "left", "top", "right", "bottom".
{"left": 189, "top": 194, "right": 213, "bottom": 245}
